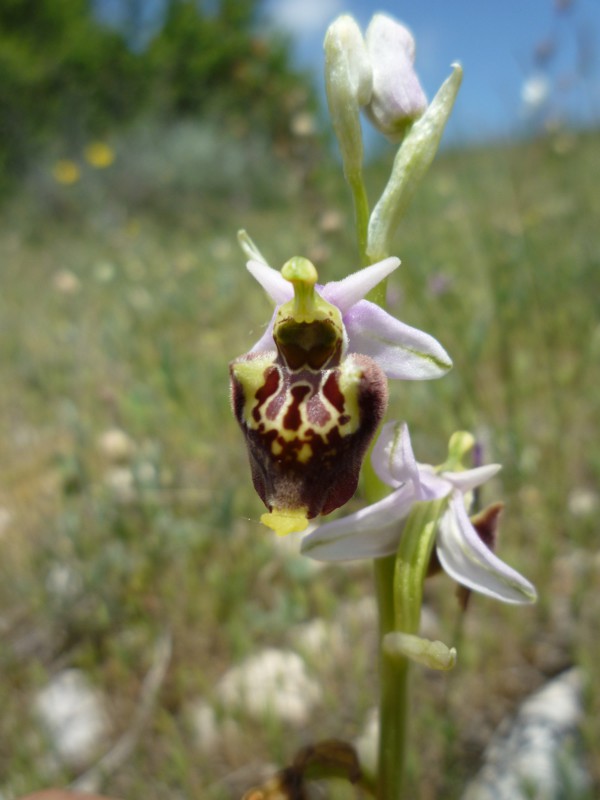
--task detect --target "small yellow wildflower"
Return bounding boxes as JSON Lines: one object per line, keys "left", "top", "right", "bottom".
{"left": 52, "top": 160, "right": 80, "bottom": 185}
{"left": 84, "top": 141, "right": 115, "bottom": 169}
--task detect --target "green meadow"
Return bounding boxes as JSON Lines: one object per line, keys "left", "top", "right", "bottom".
{"left": 0, "top": 126, "right": 598, "bottom": 799}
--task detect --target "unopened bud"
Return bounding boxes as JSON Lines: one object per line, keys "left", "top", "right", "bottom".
{"left": 324, "top": 15, "right": 373, "bottom": 180}
{"left": 364, "top": 14, "right": 427, "bottom": 142}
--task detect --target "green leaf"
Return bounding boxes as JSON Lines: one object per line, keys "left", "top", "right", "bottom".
{"left": 367, "top": 64, "right": 463, "bottom": 262}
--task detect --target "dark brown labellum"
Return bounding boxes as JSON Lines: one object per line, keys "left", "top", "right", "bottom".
{"left": 230, "top": 351, "right": 388, "bottom": 525}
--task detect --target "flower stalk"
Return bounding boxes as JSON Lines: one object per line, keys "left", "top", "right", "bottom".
{"left": 375, "top": 554, "right": 409, "bottom": 800}
{"left": 321, "top": 17, "right": 465, "bottom": 796}
{"left": 349, "top": 172, "right": 371, "bottom": 267}
{"left": 376, "top": 498, "right": 446, "bottom": 800}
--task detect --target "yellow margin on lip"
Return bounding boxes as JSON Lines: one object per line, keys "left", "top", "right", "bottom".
{"left": 261, "top": 508, "right": 309, "bottom": 536}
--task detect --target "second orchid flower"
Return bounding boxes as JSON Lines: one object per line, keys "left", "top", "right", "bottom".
{"left": 302, "top": 421, "right": 537, "bottom": 605}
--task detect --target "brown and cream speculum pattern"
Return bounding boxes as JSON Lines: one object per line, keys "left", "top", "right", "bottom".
{"left": 230, "top": 257, "right": 388, "bottom": 535}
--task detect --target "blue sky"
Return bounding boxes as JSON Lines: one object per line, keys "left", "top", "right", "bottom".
{"left": 261, "top": 0, "right": 600, "bottom": 144}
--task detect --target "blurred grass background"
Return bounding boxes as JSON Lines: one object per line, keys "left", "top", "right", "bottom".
{"left": 1, "top": 2, "right": 599, "bottom": 799}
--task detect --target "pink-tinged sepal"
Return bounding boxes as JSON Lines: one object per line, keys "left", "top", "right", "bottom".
{"left": 230, "top": 351, "right": 388, "bottom": 534}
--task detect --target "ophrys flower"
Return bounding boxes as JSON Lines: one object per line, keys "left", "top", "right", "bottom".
{"left": 302, "top": 421, "right": 537, "bottom": 604}
{"left": 230, "top": 239, "right": 451, "bottom": 536}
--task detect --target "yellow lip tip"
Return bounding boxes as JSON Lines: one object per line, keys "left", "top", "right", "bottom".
{"left": 260, "top": 509, "right": 309, "bottom": 536}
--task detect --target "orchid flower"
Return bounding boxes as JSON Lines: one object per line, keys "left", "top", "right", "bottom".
{"left": 230, "top": 237, "right": 451, "bottom": 537}
{"left": 302, "top": 421, "right": 537, "bottom": 604}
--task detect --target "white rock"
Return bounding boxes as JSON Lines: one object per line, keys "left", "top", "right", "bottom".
{"left": 188, "top": 700, "right": 240, "bottom": 755}
{"left": 104, "top": 467, "right": 136, "bottom": 503}
{"left": 45, "top": 562, "right": 83, "bottom": 602}
{"left": 217, "top": 648, "right": 322, "bottom": 726}
{"left": 462, "top": 668, "right": 590, "bottom": 800}
{"left": 567, "top": 487, "right": 599, "bottom": 517}
{"left": 34, "top": 669, "right": 109, "bottom": 768}
{"left": 97, "top": 429, "right": 136, "bottom": 463}
{"left": 355, "top": 707, "right": 379, "bottom": 779}
{"left": 290, "top": 618, "right": 346, "bottom": 667}
{"left": 339, "top": 596, "right": 377, "bottom": 629}
{"left": 190, "top": 701, "right": 219, "bottom": 750}
{"left": 52, "top": 270, "right": 81, "bottom": 295}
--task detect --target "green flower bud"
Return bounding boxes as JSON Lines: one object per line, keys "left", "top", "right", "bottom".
{"left": 324, "top": 15, "right": 372, "bottom": 181}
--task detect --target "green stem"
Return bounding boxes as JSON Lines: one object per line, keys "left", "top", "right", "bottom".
{"left": 348, "top": 171, "right": 371, "bottom": 267}
{"left": 359, "top": 212, "right": 404, "bottom": 798}
{"left": 372, "top": 497, "right": 446, "bottom": 800}
{"left": 350, "top": 150, "right": 421, "bottom": 799}
{"left": 374, "top": 556, "right": 410, "bottom": 800}
{"left": 364, "top": 455, "right": 408, "bottom": 800}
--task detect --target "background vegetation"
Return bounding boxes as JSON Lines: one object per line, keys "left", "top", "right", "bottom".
{"left": 0, "top": 2, "right": 599, "bottom": 799}
{"left": 0, "top": 0, "right": 315, "bottom": 185}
